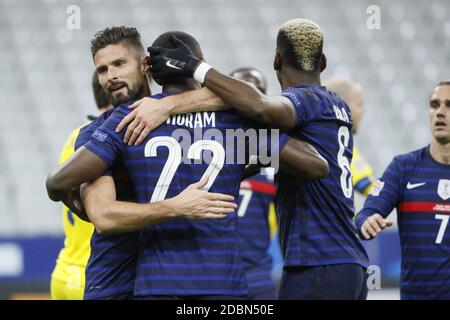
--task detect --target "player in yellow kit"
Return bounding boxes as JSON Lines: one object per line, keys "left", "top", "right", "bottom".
{"left": 325, "top": 77, "right": 375, "bottom": 196}
{"left": 352, "top": 148, "right": 374, "bottom": 196}
{"left": 50, "top": 73, "right": 112, "bottom": 299}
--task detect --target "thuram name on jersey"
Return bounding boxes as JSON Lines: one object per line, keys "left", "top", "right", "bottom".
{"left": 166, "top": 112, "right": 216, "bottom": 128}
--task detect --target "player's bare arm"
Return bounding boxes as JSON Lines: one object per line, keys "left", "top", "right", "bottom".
{"left": 203, "top": 69, "right": 296, "bottom": 130}
{"left": 243, "top": 138, "right": 328, "bottom": 180}
{"left": 46, "top": 146, "right": 108, "bottom": 202}
{"left": 148, "top": 36, "right": 297, "bottom": 131}
{"left": 115, "top": 93, "right": 328, "bottom": 179}
{"left": 116, "top": 87, "right": 227, "bottom": 145}
{"left": 46, "top": 146, "right": 238, "bottom": 230}
{"left": 81, "top": 176, "right": 237, "bottom": 234}
{"left": 280, "top": 138, "right": 328, "bottom": 179}
{"left": 62, "top": 186, "right": 90, "bottom": 222}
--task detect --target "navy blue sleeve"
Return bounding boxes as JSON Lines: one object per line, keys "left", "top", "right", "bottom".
{"left": 281, "top": 88, "right": 307, "bottom": 127}
{"left": 84, "top": 106, "right": 130, "bottom": 167}
{"left": 74, "top": 111, "right": 112, "bottom": 150}
{"left": 355, "top": 157, "right": 403, "bottom": 238}
{"left": 73, "top": 116, "right": 113, "bottom": 177}
{"left": 75, "top": 123, "right": 97, "bottom": 151}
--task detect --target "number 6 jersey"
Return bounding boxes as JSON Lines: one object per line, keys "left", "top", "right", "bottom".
{"left": 277, "top": 84, "right": 369, "bottom": 268}
{"left": 85, "top": 93, "right": 287, "bottom": 297}
{"left": 356, "top": 146, "right": 450, "bottom": 299}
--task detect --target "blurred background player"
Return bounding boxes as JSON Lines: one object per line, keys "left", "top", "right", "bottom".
{"left": 230, "top": 67, "right": 281, "bottom": 299}
{"left": 325, "top": 77, "right": 375, "bottom": 196}
{"left": 355, "top": 81, "right": 450, "bottom": 300}
{"left": 50, "top": 72, "right": 112, "bottom": 300}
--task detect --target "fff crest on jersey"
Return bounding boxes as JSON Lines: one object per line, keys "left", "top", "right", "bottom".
{"left": 437, "top": 179, "right": 450, "bottom": 201}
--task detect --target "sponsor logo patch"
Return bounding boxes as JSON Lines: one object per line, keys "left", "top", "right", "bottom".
{"left": 92, "top": 129, "right": 108, "bottom": 142}
{"left": 370, "top": 179, "right": 385, "bottom": 196}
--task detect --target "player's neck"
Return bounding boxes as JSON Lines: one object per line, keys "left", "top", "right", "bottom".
{"left": 430, "top": 139, "right": 450, "bottom": 164}
{"left": 142, "top": 83, "right": 151, "bottom": 98}
{"left": 98, "top": 105, "right": 112, "bottom": 115}
{"left": 163, "top": 79, "right": 201, "bottom": 95}
{"left": 280, "top": 67, "right": 321, "bottom": 90}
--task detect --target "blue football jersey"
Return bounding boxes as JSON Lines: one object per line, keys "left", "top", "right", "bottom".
{"left": 277, "top": 84, "right": 369, "bottom": 268}
{"left": 84, "top": 93, "right": 287, "bottom": 297}
{"left": 75, "top": 110, "right": 139, "bottom": 299}
{"left": 356, "top": 146, "right": 450, "bottom": 299}
{"left": 238, "top": 172, "right": 277, "bottom": 298}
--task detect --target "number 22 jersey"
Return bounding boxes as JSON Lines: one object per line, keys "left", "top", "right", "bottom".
{"left": 85, "top": 93, "right": 287, "bottom": 297}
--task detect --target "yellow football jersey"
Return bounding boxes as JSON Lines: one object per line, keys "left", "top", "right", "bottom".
{"left": 268, "top": 203, "right": 278, "bottom": 239}
{"left": 51, "top": 124, "right": 94, "bottom": 300}
{"left": 351, "top": 146, "right": 375, "bottom": 196}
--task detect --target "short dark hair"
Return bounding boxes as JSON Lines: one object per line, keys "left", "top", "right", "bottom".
{"left": 229, "top": 67, "right": 268, "bottom": 94}
{"left": 151, "top": 31, "right": 203, "bottom": 60}
{"left": 90, "top": 26, "right": 144, "bottom": 58}
{"left": 437, "top": 80, "right": 450, "bottom": 87}
{"left": 91, "top": 71, "right": 111, "bottom": 109}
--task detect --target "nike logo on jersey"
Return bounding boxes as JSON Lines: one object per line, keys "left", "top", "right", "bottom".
{"left": 166, "top": 59, "right": 182, "bottom": 70}
{"left": 406, "top": 182, "right": 426, "bottom": 189}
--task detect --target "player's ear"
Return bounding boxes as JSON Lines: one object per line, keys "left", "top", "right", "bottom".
{"left": 319, "top": 53, "right": 327, "bottom": 72}
{"left": 273, "top": 50, "right": 281, "bottom": 71}
{"left": 142, "top": 55, "right": 150, "bottom": 74}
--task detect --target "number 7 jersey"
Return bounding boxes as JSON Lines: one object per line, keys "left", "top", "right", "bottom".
{"left": 278, "top": 84, "right": 369, "bottom": 268}
{"left": 84, "top": 93, "right": 287, "bottom": 297}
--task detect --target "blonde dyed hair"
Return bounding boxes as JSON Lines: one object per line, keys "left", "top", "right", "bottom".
{"left": 278, "top": 18, "right": 324, "bottom": 71}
